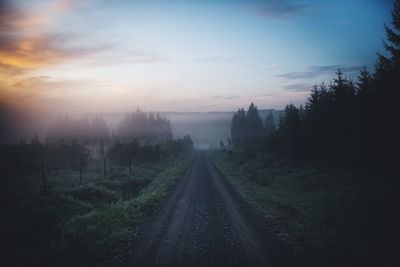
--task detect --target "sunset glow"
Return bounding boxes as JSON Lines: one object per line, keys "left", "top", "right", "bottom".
{"left": 0, "top": 0, "right": 393, "bottom": 114}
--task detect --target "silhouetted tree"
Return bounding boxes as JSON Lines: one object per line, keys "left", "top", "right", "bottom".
{"left": 162, "top": 134, "right": 194, "bottom": 156}
{"left": 356, "top": 66, "right": 372, "bottom": 96}
{"left": 371, "top": 0, "right": 400, "bottom": 168}
{"left": 277, "top": 104, "right": 301, "bottom": 157}
{"left": 382, "top": 0, "right": 400, "bottom": 68}
{"left": 231, "top": 108, "right": 246, "bottom": 147}
{"left": 246, "top": 102, "right": 263, "bottom": 138}
{"left": 229, "top": 0, "right": 400, "bottom": 170}
{"left": 264, "top": 111, "right": 276, "bottom": 136}
{"left": 231, "top": 103, "right": 263, "bottom": 153}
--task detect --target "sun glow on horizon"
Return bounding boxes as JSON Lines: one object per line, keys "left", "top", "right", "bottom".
{"left": 0, "top": 0, "right": 392, "bottom": 114}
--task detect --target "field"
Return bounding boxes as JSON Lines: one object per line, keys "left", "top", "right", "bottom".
{"left": 1, "top": 152, "right": 194, "bottom": 266}
{"left": 209, "top": 150, "right": 400, "bottom": 267}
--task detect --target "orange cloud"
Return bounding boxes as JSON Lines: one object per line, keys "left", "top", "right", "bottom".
{"left": 0, "top": 34, "right": 106, "bottom": 71}
{"left": 1, "top": 37, "right": 60, "bottom": 69}
{"left": 0, "top": 75, "right": 92, "bottom": 111}
{"left": 1, "top": 1, "right": 58, "bottom": 68}
{"left": 50, "top": 0, "right": 73, "bottom": 13}
{"left": 0, "top": 0, "right": 109, "bottom": 114}
{"left": 0, "top": 0, "right": 95, "bottom": 74}
{"left": 1, "top": 0, "right": 72, "bottom": 30}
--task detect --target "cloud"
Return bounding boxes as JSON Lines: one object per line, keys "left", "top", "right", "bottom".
{"left": 0, "top": 0, "right": 106, "bottom": 75}
{"left": 260, "top": 63, "right": 278, "bottom": 70}
{"left": 50, "top": 0, "right": 73, "bottom": 13}
{"left": 0, "top": 33, "right": 109, "bottom": 70}
{"left": 0, "top": 63, "right": 25, "bottom": 76}
{"left": 12, "top": 76, "right": 88, "bottom": 92}
{"left": 86, "top": 49, "right": 170, "bottom": 65}
{"left": 0, "top": 0, "right": 61, "bottom": 32}
{"left": 12, "top": 75, "right": 88, "bottom": 94}
{"left": 261, "top": 93, "right": 275, "bottom": 97}
{"left": 259, "top": 0, "right": 312, "bottom": 18}
{"left": 0, "top": 75, "right": 92, "bottom": 110}
{"left": 282, "top": 83, "right": 313, "bottom": 91}
{"left": 0, "top": 0, "right": 72, "bottom": 31}
{"left": 277, "top": 65, "right": 362, "bottom": 80}
{"left": 178, "top": 57, "right": 235, "bottom": 64}
{"left": 0, "top": 0, "right": 113, "bottom": 113}
{"left": 124, "top": 50, "right": 169, "bottom": 63}
{"left": 213, "top": 95, "right": 241, "bottom": 100}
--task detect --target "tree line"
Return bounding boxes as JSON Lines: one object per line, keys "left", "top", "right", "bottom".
{"left": 0, "top": 108, "right": 193, "bottom": 179}
{"left": 46, "top": 109, "right": 173, "bottom": 145}
{"left": 231, "top": 0, "right": 400, "bottom": 170}
{"left": 46, "top": 116, "right": 110, "bottom": 143}
{"left": 107, "top": 134, "right": 194, "bottom": 167}
{"left": 231, "top": 103, "right": 271, "bottom": 151}
{"left": 117, "top": 109, "right": 173, "bottom": 143}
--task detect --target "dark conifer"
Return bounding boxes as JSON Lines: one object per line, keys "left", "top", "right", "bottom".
{"left": 264, "top": 111, "right": 276, "bottom": 136}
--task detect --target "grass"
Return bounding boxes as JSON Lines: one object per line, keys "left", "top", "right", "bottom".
{"left": 209, "top": 150, "right": 400, "bottom": 267}
{"left": 2, "top": 153, "right": 194, "bottom": 266}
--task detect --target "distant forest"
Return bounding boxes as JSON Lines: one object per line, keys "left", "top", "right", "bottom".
{"left": 46, "top": 116, "right": 110, "bottom": 143}
{"left": 231, "top": 1, "right": 400, "bottom": 171}
{"left": 45, "top": 109, "right": 173, "bottom": 144}
{"left": 117, "top": 109, "right": 173, "bottom": 143}
{"left": 1, "top": 110, "right": 192, "bottom": 177}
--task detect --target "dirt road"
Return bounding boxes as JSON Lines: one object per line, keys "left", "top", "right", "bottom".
{"left": 121, "top": 152, "right": 275, "bottom": 267}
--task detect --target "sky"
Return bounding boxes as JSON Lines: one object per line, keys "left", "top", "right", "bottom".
{"left": 0, "top": 0, "right": 394, "bottom": 114}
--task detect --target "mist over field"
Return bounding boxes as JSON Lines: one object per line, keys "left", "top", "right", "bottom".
{"left": 1, "top": 107, "right": 282, "bottom": 147}
{"left": 97, "top": 109, "right": 282, "bottom": 147}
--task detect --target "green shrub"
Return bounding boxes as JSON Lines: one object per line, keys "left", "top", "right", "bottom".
{"left": 66, "top": 185, "right": 119, "bottom": 205}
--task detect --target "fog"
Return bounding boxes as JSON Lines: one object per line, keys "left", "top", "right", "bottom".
{"left": 0, "top": 103, "right": 46, "bottom": 144}
{"left": 0, "top": 102, "right": 281, "bottom": 147}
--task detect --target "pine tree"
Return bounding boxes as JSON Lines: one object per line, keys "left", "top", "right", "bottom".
{"left": 264, "top": 111, "right": 275, "bottom": 136}
{"left": 356, "top": 66, "right": 372, "bottom": 96}
{"left": 246, "top": 102, "right": 263, "bottom": 138}
{"left": 230, "top": 110, "right": 240, "bottom": 146}
{"left": 237, "top": 108, "right": 246, "bottom": 145}
{"left": 278, "top": 104, "right": 300, "bottom": 157}
{"left": 372, "top": 0, "right": 400, "bottom": 168}
{"left": 382, "top": 0, "right": 400, "bottom": 68}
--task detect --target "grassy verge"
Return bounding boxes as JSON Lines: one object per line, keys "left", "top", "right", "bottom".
{"left": 209, "top": 150, "right": 400, "bottom": 267}
{"left": 3, "top": 153, "right": 194, "bottom": 266}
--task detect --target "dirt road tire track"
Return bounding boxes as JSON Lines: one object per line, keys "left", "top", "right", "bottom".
{"left": 118, "top": 151, "right": 297, "bottom": 267}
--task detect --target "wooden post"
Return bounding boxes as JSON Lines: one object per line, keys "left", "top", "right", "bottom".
{"left": 103, "top": 156, "right": 106, "bottom": 179}
{"left": 41, "top": 161, "right": 47, "bottom": 193}
{"left": 79, "top": 156, "right": 83, "bottom": 185}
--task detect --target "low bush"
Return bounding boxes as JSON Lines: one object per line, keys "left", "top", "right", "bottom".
{"left": 210, "top": 150, "right": 400, "bottom": 267}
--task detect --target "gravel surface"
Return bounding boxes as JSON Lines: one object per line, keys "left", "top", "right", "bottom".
{"left": 118, "top": 152, "right": 289, "bottom": 267}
